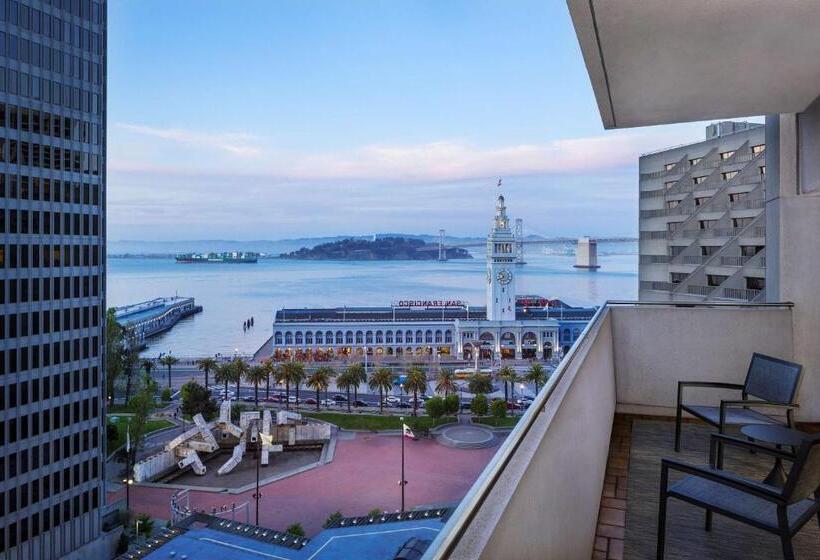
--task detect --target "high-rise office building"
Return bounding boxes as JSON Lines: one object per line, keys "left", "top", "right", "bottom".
{"left": 638, "top": 122, "right": 766, "bottom": 302}
{"left": 1, "top": 1, "right": 107, "bottom": 558}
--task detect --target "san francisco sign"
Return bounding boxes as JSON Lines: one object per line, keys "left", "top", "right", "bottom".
{"left": 392, "top": 299, "right": 466, "bottom": 309}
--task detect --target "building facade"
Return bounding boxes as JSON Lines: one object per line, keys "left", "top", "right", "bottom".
{"left": 639, "top": 122, "right": 766, "bottom": 302}
{"left": 271, "top": 195, "right": 597, "bottom": 363}
{"left": 0, "top": 1, "right": 108, "bottom": 558}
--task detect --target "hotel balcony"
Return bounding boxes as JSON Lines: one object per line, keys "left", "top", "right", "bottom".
{"left": 423, "top": 302, "right": 819, "bottom": 559}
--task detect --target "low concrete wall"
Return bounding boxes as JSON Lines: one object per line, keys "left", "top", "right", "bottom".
{"left": 610, "top": 304, "right": 795, "bottom": 416}
{"left": 441, "top": 310, "right": 616, "bottom": 560}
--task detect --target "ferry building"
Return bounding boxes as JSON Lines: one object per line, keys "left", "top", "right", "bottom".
{"left": 271, "top": 195, "right": 596, "bottom": 362}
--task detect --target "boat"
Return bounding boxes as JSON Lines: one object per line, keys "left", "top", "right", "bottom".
{"left": 175, "top": 251, "right": 258, "bottom": 263}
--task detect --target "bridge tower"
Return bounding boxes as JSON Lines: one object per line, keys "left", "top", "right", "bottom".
{"left": 438, "top": 229, "right": 447, "bottom": 261}
{"left": 515, "top": 218, "right": 525, "bottom": 264}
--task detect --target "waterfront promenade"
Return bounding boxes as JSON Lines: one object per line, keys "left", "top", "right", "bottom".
{"left": 107, "top": 431, "right": 499, "bottom": 535}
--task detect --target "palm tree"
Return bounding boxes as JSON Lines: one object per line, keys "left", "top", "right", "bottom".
{"left": 290, "top": 362, "right": 306, "bottom": 411}
{"left": 196, "top": 357, "right": 218, "bottom": 392}
{"left": 232, "top": 358, "right": 250, "bottom": 398}
{"left": 158, "top": 354, "right": 179, "bottom": 389}
{"left": 214, "top": 363, "right": 234, "bottom": 401}
{"left": 497, "top": 365, "right": 517, "bottom": 405}
{"left": 336, "top": 370, "right": 354, "bottom": 413}
{"left": 262, "top": 358, "right": 275, "bottom": 399}
{"left": 404, "top": 367, "right": 427, "bottom": 417}
{"left": 276, "top": 363, "right": 292, "bottom": 410}
{"left": 245, "top": 364, "right": 268, "bottom": 406}
{"left": 142, "top": 359, "right": 155, "bottom": 379}
{"left": 524, "top": 363, "right": 548, "bottom": 395}
{"left": 345, "top": 362, "right": 366, "bottom": 407}
{"left": 369, "top": 367, "right": 394, "bottom": 414}
{"left": 307, "top": 366, "right": 334, "bottom": 411}
{"left": 435, "top": 368, "right": 456, "bottom": 397}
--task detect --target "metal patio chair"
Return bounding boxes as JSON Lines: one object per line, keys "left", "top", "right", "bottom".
{"left": 675, "top": 353, "right": 802, "bottom": 452}
{"left": 658, "top": 432, "right": 820, "bottom": 560}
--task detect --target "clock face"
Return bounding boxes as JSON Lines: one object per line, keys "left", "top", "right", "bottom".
{"left": 496, "top": 269, "right": 512, "bottom": 285}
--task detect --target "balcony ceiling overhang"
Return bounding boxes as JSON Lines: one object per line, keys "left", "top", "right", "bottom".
{"left": 567, "top": 0, "right": 820, "bottom": 129}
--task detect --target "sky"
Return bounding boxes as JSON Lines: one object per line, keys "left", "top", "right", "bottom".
{"left": 107, "top": 0, "right": 757, "bottom": 241}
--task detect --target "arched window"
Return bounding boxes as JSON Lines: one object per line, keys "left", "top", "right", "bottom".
{"left": 366, "top": 331, "right": 374, "bottom": 344}
{"left": 295, "top": 331, "right": 303, "bottom": 345}
{"left": 305, "top": 331, "right": 313, "bottom": 345}
{"left": 285, "top": 332, "right": 293, "bottom": 345}
{"left": 444, "top": 330, "right": 453, "bottom": 343}
{"left": 415, "top": 330, "right": 424, "bottom": 344}
{"left": 573, "top": 328, "right": 581, "bottom": 339}
{"left": 375, "top": 330, "right": 384, "bottom": 343}
{"left": 385, "top": 330, "right": 394, "bottom": 344}
{"left": 434, "top": 330, "right": 443, "bottom": 343}
{"left": 274, "top": 332, "right": 283, "bottom": 345}
{"left": 315, "top": 332, "right": 324, "bottom": 344}
{"left": 395, "top": 331, "right": 403, "bottom": 343}
{"left": 356, "top": 331, "right": 364, "bottom": 344}
{"left": 425, "top": 330, "right": 433, "bottom": 343}
{"left": 345, "top": 331, "right": 354, "bottom": 344}
{"left": 335, "top": 331, "right": 344, "bottom": 344}
{"left": 326, "top": 331, "right": 334, "bottom": 344}
{"left": 406, "top": 330, "right": 413, "bottom": 344}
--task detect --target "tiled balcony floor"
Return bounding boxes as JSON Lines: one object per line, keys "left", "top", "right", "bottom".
{"left": 624, "top": 418, "right": 819, "bottom": 559}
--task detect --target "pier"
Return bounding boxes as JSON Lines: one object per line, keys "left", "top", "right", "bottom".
{"left": 115, "top": 296, "right": 202, "bottom": 346}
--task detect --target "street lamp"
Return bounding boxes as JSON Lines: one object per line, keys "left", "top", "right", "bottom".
{"left": 122, "top": 477, "right": 134, "bottom": 511}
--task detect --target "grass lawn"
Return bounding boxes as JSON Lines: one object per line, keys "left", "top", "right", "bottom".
{"left": 473, "top": 416, "right": 520, "bottom": 427}
{"left": 107, "top": 400, "right": 172, "bottom": 415}
{"left": 304, "top": 412, "right": 456, "bottom": 431}
{"left": 107, "top": 416, "right": 175, "bottom": 451}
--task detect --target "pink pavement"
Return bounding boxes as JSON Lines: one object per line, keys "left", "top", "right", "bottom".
{"left": 109, "top": 433, "right": 499, "bottom": 535}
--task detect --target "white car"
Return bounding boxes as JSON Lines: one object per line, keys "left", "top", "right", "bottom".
{"left": 320, "top": 398, "right": 336, "bottom": 407}
{"left": 288, "top": 396, "right": 300, "bottom": 404}
{"left": 384, "top": 396, "right": 401, "bottom": 405}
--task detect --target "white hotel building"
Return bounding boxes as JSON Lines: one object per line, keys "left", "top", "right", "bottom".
{"left": 270, "top": 195, "right": 596, "bottom": 362}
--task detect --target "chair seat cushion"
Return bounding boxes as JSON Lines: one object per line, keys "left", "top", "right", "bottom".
{"left": 669, "top": 475, "right": 818, "bottom": 531}
{"left": 683, "top": 404, "right": 779, "bottom": 426}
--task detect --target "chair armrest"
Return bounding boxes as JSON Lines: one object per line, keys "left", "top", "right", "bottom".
{"left": 719, "top": 400, "right": 799, "bottom": 429}
{"left": 661, "top": 458, "right": 783, "bottom": 502}
{"left": 678, "top": 382, "right": 745, "bottom": 390}
{"left": 709, "top": 433, "right": 795, "bottom": 467}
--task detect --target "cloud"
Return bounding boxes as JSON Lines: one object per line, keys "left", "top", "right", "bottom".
{"left": 110, "top": 123, "right": 689, "bottom": 184}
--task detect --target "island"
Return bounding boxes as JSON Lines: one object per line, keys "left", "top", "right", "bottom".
{"left": 279, "top": 237, "right": 473, "bottom": 261}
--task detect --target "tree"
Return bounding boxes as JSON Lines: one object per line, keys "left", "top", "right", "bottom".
{"left": 214, "top": 363, "right": 234, "bottom": 401}
{"left": 142, "top": 359, "right": 155, "bottom": 379}
{"left": 425, "top": 396, "right": 445, "bottom": 419}
{"left": 490, "top": 398, "right": 507, "bottom": 419}
{"left": 467, "top": 373, "right": 493, "bottom": 395}
{"left": 129, "top": 378, "right": 155, "bottom": 454}
{"left": 105, "top": 308, "right": 125, "bottom": 401}
{"left": 345, "top": 363, "right": 366, "bottom": 407}
{"left": 262, "top": 358, "right": 275, "bottom": 399}
{"left": 135, "top": 513, "right": 154, "bottom": 538}
{"left": 158, "top": 354, "right": 179, "bottom": 389}
{"left": 443, "top": 394, "right": 460, "bottom": 416}
{"left": 368, "top": 367, "right": 394, "bottom": 414}
{"left": 285, "top": 523, "right": 305, "bottom": 537}
{"left": 404, "top": 367, "right": 427, "bottom": 416}
{"left": 122, "top": 342, "right": 140, "bottom": 404}
{"left": 471, "top": 393, "right": 489, "bottom": 416}
{"left": 290, "top": 362, "right": 306, "bottom": 411}
{"left": 196, "top": 357, "right": 218, "bottom": 392}
{"left": 232, "top": 358, "right": 250, "bottom": 398}
{"left": 279, "top": 362, "right": 305, "bottom": 410}
{"left": 435, "top": 368, "right": 456, "bottom": 397}
{"left": 307, "top": 366, "right": 334, "bottom": 411}
{"left": 496, "top": 366, "right": 518, "bottom": 405}
{"left": 367, "top": 508, "right": 383, "bottom": 518}
{"left": 524, "top": 363, "right": 548, "bottom": 396}
{"left": 335, "top": 370, "right": 354, "bottom": 413}
{"left": 245, "top": 364, "right": 268, "bottom": 406}
{"left": 180, "top": 380, "right": 218, "bottom": 420}
{"left": 275, "top": 363, "right": 291, "bottom": 409}
{"left": 323, "top": 511, "right": 343, "bottom": 528}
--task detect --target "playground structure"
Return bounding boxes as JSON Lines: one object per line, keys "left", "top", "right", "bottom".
{"left": 132, "top": 400, "right": 331, "bottom": 483}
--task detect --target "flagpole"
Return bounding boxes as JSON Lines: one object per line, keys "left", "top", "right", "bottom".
{"left": 125, "top": 423, "right": 131, "bottom": 512}
{"left": 400, "top": 416, "right": 405, "bottom": 512}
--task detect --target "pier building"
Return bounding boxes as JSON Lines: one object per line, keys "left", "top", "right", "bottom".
{"left": 271, "top": 194, "right": 596, "bottom": 362}
{"left": 114, "top": 297, "right": 202, "bottom": 346}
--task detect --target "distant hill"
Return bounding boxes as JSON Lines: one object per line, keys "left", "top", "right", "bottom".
{"left": 280, "top": 237, "right": 473, "bottom": 261}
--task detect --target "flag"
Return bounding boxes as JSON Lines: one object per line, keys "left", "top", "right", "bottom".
{"left": 402, "top": 423, "right": 416, "bottom": 439}
{"left": 126, "top": 424, "right": 131, "bottom": 453}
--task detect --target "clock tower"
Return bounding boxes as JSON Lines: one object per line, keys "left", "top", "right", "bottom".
{"left": 487, "top": 194, "right": 516, "bottom": 321}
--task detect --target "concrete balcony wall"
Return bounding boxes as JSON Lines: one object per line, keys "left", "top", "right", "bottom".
{"left": 610, "top": 304, "right": 794, "bottom": 417}
{"left": 426, "top": 309, "right": 617, "bottom": 560}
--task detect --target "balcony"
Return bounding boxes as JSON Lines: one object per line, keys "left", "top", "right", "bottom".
{"left": 423, "top": 302, "right": 818, "bottom": 559}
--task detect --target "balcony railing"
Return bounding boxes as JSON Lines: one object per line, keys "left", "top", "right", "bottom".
{"left": 722, "top": 287, "right": 762, "bottom": 301}
{"left": 639, "top": 280, "right": 673, "bottom": 291}
{"left": 639, "top": 254, "right": 670, "bottom": 264}
{"left": 423, "top": 302, "right": 795, "bottom": 559}
{"left": 687, "top": 285, "right": 715, "bottom": 296}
